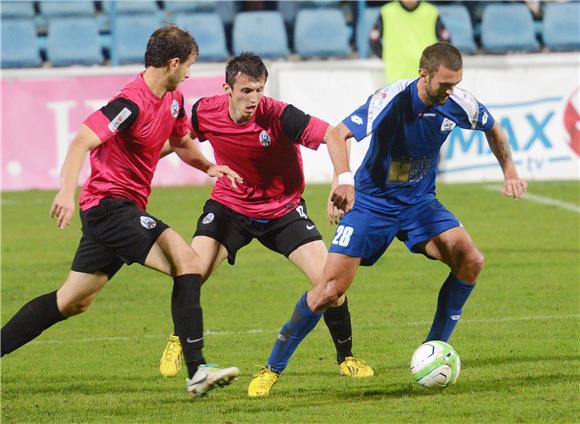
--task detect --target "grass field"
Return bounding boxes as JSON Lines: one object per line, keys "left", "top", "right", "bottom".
{"left": 2, "top": 182, "right": 579, "bottom": 423}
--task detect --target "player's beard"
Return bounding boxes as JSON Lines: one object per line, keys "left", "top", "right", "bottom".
{"left": 425, "top": 80, "right": 449, "bottom": 106}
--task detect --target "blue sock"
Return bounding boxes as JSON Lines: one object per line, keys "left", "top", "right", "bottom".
{"left": 425, "top": 273, "right": 475, "bottom": 343}
{"left": 267, "top": 293, "right": 323, "bottom": 373}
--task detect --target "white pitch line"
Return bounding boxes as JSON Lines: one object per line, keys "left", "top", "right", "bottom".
{"left": 29, "top": 314, "right": 580, "bottom": 345}
{"left": 485, "top": 184, "right": 580, "bottom": 213}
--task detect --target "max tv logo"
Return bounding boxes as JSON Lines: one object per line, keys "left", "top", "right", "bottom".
{"left": 443, "top": 97, "right": 574, "bottom": 172}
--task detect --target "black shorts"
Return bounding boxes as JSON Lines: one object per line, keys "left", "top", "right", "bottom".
{"left": 71, "top": 198, "right": 169, "bottom": 279}
{"left": 194, "top": 199, "right": 323, "bottom": 265}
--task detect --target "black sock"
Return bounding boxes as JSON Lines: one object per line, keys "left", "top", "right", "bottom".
{"left": 172, "top": 274, "right": 206, "bottom": 379}
{"left": 1, "top": 291, "right": 66, "bottom": 356}
{"left": 323, "top": 296, "right": 353, "bottom": 364}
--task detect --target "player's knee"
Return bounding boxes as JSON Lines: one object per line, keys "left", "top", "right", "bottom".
{"left": 58, "top": 293, "right": 96, "bottom": 317}
{"left": 172, "top": 248, "right": 203, "bottom": 277}
{"left": 464, "top": 249, "right": 484, "bottom": 281}
{"left": 313, "top": 282, "right": 344, "bottom": 311}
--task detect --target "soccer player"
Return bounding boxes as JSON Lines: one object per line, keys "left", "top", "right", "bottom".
{"left": 250, "top": 42, "right": 528, "bottom": 393}
{"left": 158, "top": 52, "right": 374, "bottom": 397}
{"left": 0, "top": 26, "right": 242, "bottom": 398}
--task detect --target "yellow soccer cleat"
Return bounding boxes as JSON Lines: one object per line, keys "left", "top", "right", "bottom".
{"left": 248, "top": 368, "right": 280, "bottom": 398}
{"left": 160, "top": 335, "right": 183, "bottom": 378}
{"left": 339, "top": 356, "right": 375, "bottom": 378}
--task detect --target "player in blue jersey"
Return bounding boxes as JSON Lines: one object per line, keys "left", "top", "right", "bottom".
{"left": 249, "top": 42, "right": 527, "bottom": 395}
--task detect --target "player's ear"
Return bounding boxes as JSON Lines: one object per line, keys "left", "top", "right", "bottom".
{"left": 223, "top": 83, "right": 232, "bottom": 95}
{"left": 168, "top": 57, "right": 180, "bottom": 71}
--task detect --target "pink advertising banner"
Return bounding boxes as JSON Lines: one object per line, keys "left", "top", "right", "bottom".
{"left": 1, "top": 73, "right": 224, "bottom": 191}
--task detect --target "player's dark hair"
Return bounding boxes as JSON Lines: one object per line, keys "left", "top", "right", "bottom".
{"left": 225, "top": 52, "right": 268, "bottom": 87}
{"left": 144, "top": 26, "right": 198, "bottom": 67}
{"left": 419, "top": 42, "right": 462, "bottom": 75}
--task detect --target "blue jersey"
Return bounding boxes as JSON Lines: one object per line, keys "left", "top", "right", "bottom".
{"left": 343, "top": 79, "right": 494, "bottom": 204}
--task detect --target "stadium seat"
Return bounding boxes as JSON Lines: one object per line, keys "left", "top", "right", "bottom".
{"left": 39, "top": 1, "right": 95, "bottom": 17}
{"left": 438, "top": 4, "right": 477, "bottom": 54}
{"left": 232, "top": 12, "right": 289, "bottom": 59}
{"left": 355, "top": 7, "right": 379, "bottom": 58}
{"left": 164, "top": 1, "right": 216, "bottom": 14}
{"left": 47, "top": 17, "right": 102, "bottom": 66}
{"left": 114, "top": 15, "right": 160, "bottom": 65}
{"left": 175, "top": 13, "right": 229, "bottom": 62}
{"left": 543, "top": 2, "right": 580, "bottom": 52}
{"left": 294, "top": 8, "right": 351, "bottom": 58}
{"left": 1, "top": 18, "right": 41, "bottom": 68}
{"left": 481, "top": 3, "right": 539, "bottom": 53}
{"left": 0, "top": 1, "right": 35, "bottom": 19}
{"left": 103, "top": 1, "right": 159, "bottom": 15}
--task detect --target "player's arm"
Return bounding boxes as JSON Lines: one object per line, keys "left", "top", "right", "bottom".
{"left": 327, "top": 137, "right": 352, "bottom": 224}
{"left": 160, "top": 140, "right": 173, "bottom": 158}
{"left": 485, "top": 121, "right": 527, "bottom": 199}
{"left": 327, "top": 123, "right": 355, "bottom": 213}
{"left": 169, "top": 133, "right": 243, "bottom": 188}
{"left": 50, "top": 124, "right": 102, "bottom": 229}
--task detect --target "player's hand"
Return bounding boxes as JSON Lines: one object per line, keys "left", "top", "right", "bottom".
{"left": 330, "top": 184, "right": 355, "bottom": 214}
{"left": 503, "top": 178, "right": 527, "bottom": 199}
{"left": 207, "top": 165, "right": 243, "bottom": 189}
{"left": 50, "top": 190, "right": 75, "bottom": 229}
{"left": 327, "top": 200, "right": 344, "bottom": 225}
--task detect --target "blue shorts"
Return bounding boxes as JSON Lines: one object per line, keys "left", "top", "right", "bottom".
{"left": 328, "top": 192, "right": 461, "bottom": 266}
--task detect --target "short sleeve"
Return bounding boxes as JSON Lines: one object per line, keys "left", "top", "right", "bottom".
{"left": 450, "top": 88, "right": 495, "bottom": 131}
{"left": 84, "top": 97, "right": 139, "bottom": 143}
{"left": 171, "top": 94, "right": 191, "bottom": 139}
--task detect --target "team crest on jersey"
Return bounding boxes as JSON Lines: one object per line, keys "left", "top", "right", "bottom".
{"left": 140, "top": 216, "right": 157, "bottom": 229}
{"left": 170, "top": 99, "right": 180, "bottom": 118}
{"left": 259, "top": 130, "right": 271, "bottom": 147}
{"left": 202, "top": 213, "right": 215, "bottom": 224}
{"left": 440, "top": 117, "right": 456, "bottom": 132}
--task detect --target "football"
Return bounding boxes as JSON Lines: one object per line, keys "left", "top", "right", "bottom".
{"left": 410, "top": 341, "right": 461, "bottom": 389}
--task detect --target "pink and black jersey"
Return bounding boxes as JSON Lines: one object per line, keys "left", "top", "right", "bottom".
{"left": 191, "top": 95, "right": 328, "bottom": 219}
{"left": 81, "top": 72, "right": 190, "bottom": 211}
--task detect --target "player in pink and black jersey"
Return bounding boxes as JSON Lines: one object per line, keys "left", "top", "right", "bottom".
{"left": 159, "top": 53, "right": 374, "bottom": 397}
{"left": 1, "top": 26, "right": 242, "bottom": 399}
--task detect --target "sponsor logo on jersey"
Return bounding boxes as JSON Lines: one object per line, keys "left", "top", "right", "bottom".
{"left": 259, "top": 130, "right": 271, "bottom": 147}
{"left": 441, "top": 117, "right": 456, "bottom": 132}
{"left": 202, "top": 213, "right": 215, "bottom": 224}
{"left": 107, "top": 107, "right": 132, "bottom": 132}
{"left": 171, "top": 99, "right": 180, "bottom": 118}
{"left": 350, "top": 115, "right": 363, "bottom": 125}
{"left": 140, "top": 216, "right": 157, "bottom": 229}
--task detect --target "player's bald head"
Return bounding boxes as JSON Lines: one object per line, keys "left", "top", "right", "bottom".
{"left": 419, "top": 42, "right": 462, "bottom": 76}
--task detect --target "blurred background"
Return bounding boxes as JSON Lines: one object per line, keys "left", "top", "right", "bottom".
{"left": 1, "top": 0, "right": 579, "bottom": 191}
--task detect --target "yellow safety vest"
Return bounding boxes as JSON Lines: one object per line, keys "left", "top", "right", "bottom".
{"left": 381, "top": 2, "right": 438, "bottom": 83}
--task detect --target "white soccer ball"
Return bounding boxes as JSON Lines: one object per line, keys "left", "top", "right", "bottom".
{"left": 410, "top": 341, "right": 461, "bottom": 389}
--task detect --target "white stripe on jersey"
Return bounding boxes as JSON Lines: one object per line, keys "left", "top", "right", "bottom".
{"left": 450, "top": 87, "right": 480, "bottom": 129}
{"left": 366, "top": 79, "right": 414, "bottom": 135}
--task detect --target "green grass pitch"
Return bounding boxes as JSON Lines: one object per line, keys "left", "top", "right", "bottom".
{"left": 2, "top": 182, "right": 579, "bottom": 423}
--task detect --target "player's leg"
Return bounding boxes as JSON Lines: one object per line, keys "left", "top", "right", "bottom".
{"left": 288, "top": 241, "right": 374, "bottom": 377}
{"left": 158, "top": 235, "right": 229, "bottom": 377}
{"left": 1, "top": 230, "right": 118, "bottom": 357}
{"left": 403, "top": 199, "right": 483, "bottom": 343}
{"left": 419, "top": 227, "right": 483, "bottom": 342}
{"left": 146, "top": 228, "right": 239, "bottom": 396}
{"left": 265, "top": 253, "right": 360, "bottom": 374}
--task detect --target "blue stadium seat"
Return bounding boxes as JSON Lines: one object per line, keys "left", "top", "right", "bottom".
{"left": 47, "top": 17, "right": 102, "bottom": 66}
{"left": 356, "top": 7, "right": 379, "bottom": 58}
{"left": 543, "top": 1, "right": 580, "bottom": 52}
{"left": 114, "top": 15, "right": 160, "bottom": 65}
{"left": 481, "top": 3, "right": 539, "bottom": 53}
{"left": 1, "top": 18, "right": 41, "bottom": 68}
{"left": 39, "top": 1, "right": 95, "bottom": 17}
{"left": 294, "top": 8, "right": 351, "bottom": 58}
{"left": 0, "top": 1, "right": 35, "bottom": 19}
{"left": 438, "top": 4, "right": 477, "bottom": 54}
{"left": 103, "top": 1, "right": 158, "bottom": 15}
{"left": 233, "top": 11, "right": 289, "bottom": 59}
{"left": 175, "top": 13, "right": 228, "bottom": 62}
{"left": 165, "top": 1, "right": 215, "bottom": 14}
